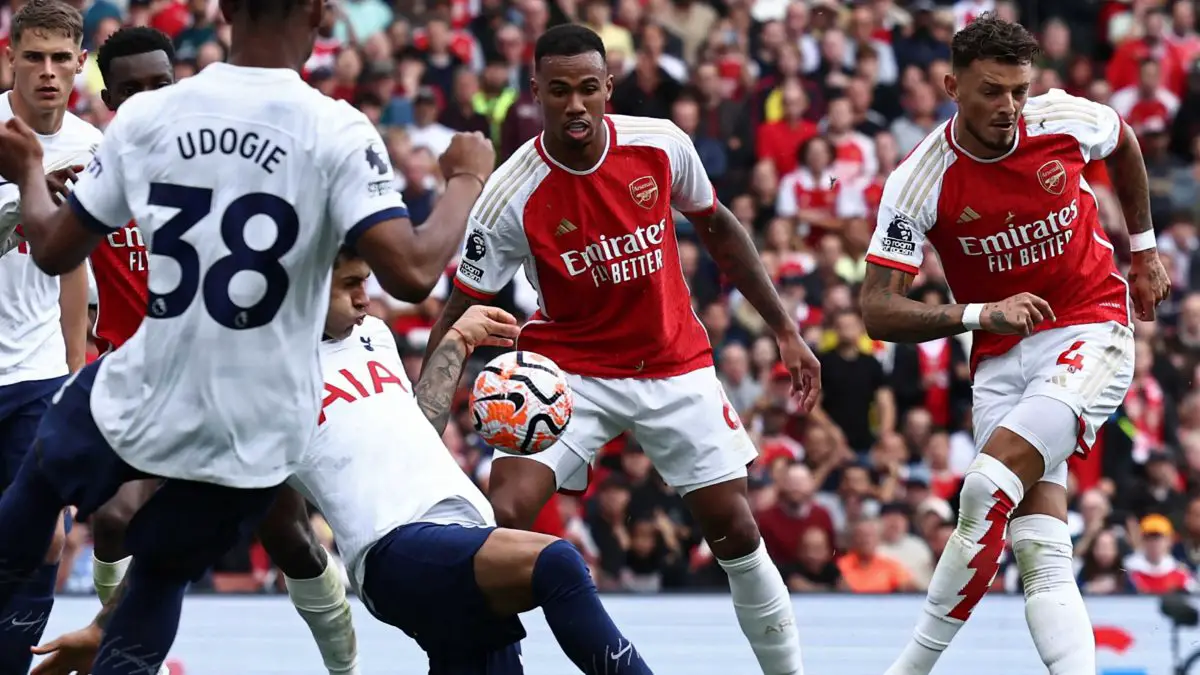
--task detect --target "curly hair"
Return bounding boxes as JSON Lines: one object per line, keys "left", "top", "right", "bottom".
{"left": 950, "top": 12, "right": 1040, "bottom": 71}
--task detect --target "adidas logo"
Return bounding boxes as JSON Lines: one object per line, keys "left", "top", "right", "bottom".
{"left": 957, "top": 206, "right": 981, "bottom": 224}
{"left": 555, "top": 219, "right": 577, "bottom": 237}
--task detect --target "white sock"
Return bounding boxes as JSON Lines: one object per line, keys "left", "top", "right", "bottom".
{"left": 885, "top": 455, "right": 1024, "bottom": 675}
{"left": 92, "top": 555, "right": 131, "bottom": 605}
{"left": 285, "top": 562, "right": 360, "bottom": 675}
{"left": 1011, "top": 514, "right": 1096, "bottom": 675}
{"left": 717, "top": 539, "right": 805, "bottom": 675}
{"left": 93, "top": 556, "right": 171, "bottom": 675}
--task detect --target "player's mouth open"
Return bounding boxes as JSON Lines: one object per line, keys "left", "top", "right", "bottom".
{"left": 36, "top": 86, "right": 57, "bottom": 99}
{"left": 564, "top": 119, "right": 589, "bottom": 139}
{"left": 992, "top": 120, "right": 1014, "bottom": 130}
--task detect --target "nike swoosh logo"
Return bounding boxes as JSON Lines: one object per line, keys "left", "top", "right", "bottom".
{"left": 11, "top": 618, "right": 43, "bottom": 627}
{"left": 611, "top": 643, "right": 633, "bottom": 661}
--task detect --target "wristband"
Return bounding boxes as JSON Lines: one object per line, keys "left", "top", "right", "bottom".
{"left": 448, "top": 325, "right": 471, "bottom": 353}
{"left": 962, "top": 303, "right": 984, "bottom": 331}
{"left": 1128, "top": 231, "right": 1157, "bottom": 252}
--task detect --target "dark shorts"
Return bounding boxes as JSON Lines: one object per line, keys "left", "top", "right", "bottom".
{"left": 362, "top": 522, "right": 527, "bottom": 660}
{"left": 0, "top": 374, "right": 67, "bottom": 492}
{"left": 32, "top": 361, "right": 278, "bottom": 580}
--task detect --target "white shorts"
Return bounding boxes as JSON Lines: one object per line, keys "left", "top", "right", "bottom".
{"left": 972, "top": 321, "right": 1134, "bottom": 487}
{"left": 492, "top": 366, "right": 758, "bottom": 495}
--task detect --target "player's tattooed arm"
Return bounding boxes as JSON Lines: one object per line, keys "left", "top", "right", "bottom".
{"left": 691, "top": 203, "right": 795, "bottom": 336}
{"left": 423, "top": 288, "right": 483, "bottom": 369}
{"left": 1105, "top": 122, "right": 1154, "bottom": 237}
{"left": 415, "top": 335, "right": 468, "bottom": 435}
{"left": 859, "top": 263, "right": 969, "bottom": 342}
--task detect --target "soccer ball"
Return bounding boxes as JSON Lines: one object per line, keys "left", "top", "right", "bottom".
{"left": 470, "top": 351, "right": 573, "bottom": 455}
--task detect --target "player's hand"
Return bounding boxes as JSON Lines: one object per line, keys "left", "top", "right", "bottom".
{"left": 777, "top": 330, "right": 820, "bottom": 413}
{"left": 449, "top": 305, "right": 521, "bottom": 352}
{"left": 1128, "top": 250, "right": 1171, "bottom": 321}
{"left": 30, "top": 623, "right": 101, "bottom": 675}
{"left": 0, "top": 117, "right": 46, "bottom": 185}
{"left": 980, "top": 293, "right": 1056, "bottom": 337}
{"left": 438, "top": 132, "right": 496, "bottom": 188}
{"left": 46, "top": 165, "right": 84, "bottom": 205}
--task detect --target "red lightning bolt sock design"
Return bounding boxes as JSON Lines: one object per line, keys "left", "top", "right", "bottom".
{"left": 885, "top": 455, "right": 1025, "bottom": 675}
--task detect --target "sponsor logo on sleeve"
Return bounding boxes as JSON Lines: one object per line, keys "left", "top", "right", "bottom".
{"left": 364, "top": 144, "right": 388, "bottom": 175}
{"left": 464, "top": 230, "right": 486, "bottom": 262}
{"left": 882, "top": 213, "right": 916, "bottom": 257}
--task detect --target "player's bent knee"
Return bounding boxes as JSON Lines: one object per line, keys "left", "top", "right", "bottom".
{"left": 260, "top": 520, "right": 327, "bottom": 580}
{"left": 531, "top": 539, "right": 593, "bottom": 598}
{"left": 1009, "top": 514, "right": 1074, "bottom": 597}
{"left": 683, "top": 482, "right": 761, "bottom": 559}
{"left": 957, "top": 455, "right": 1023, "bottom": 536}
{"left": 992, "top": 394, "right": 1080, "bottom": 483}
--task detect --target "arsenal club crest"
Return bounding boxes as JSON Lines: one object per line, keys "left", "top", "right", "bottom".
{"left": 629, "top": 176, "right": 659, "bottom": 209}
{"left": 1036, "top": 160, "right": 1067, "bottom": 196}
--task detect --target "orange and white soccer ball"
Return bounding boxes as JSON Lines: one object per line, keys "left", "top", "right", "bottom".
{"left": 470, "top": 351, "right": 573, "bottom": 455}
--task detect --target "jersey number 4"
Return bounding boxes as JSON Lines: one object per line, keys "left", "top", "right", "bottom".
{"left": 146, "top": 182, "right": 299, "bottom": 330}
{"left": 1056, "top": 341, "right": 1085, "bottom": 371}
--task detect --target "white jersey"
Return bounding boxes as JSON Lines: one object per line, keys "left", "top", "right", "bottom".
{"left": 288, "top": 317, "right": 494, "bottom": 590}
{"left": 69, "top": 63, "right": 409, "bottom": 487}
{"left": 0, "top": 92, "right": 101, "bottom": 386}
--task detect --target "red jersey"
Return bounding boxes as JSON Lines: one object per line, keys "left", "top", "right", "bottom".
{"left": 453, "top": 115, "right": 715, "bottom": 379}
{"left": 866, "top": 90, "right": 1131, "bottom": 372}
{"left": 90, "top": 222, "right": 148, "bottom": 352}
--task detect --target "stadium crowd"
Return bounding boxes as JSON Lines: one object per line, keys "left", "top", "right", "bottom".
{"left": 5, "top": 0, "right": 1200, "bottom": 597}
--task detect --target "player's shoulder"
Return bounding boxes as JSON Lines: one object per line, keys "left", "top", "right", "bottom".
{"left": 609, "top": 114, "right": 691, "bottom": 151}
{"left": 358, "top": 315, "right": 398, "bottom": 347}
{"left": 60, "top": 112, "right": 103, "bottom": 148}
{"left": 882, "top": 122, "right": 955, "bottom": 214}
{"left": 1022, "top": 89, "right": 1115, "bottom": 128}
{"left": 471, "top": 140, "right": 548, "bottom": 232}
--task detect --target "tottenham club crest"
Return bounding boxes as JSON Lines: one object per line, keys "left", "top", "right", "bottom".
{"left": 629, "top": 176, "right": 659, "bottom": 210}
{"left": 1037, "top": 160, "right": 1066, "bottom": 196}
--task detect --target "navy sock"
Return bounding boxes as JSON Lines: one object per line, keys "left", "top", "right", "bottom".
{"left": 531, "top": 540, "right": 651, "bottom": 675}
{"left": 0, "top": 563, "right": 57, "bottom": 674}
{"left": 0, "top": 458, "right": 66, "bottom": 610}
{"left": 92, "top": 563, "right": 188, "bottom": 675}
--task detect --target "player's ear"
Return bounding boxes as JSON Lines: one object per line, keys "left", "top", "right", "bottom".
{"left": 100, "top": 89, "right": 114, "bottom": 112}
{"left": 4, "top": 44, "right": 12, "bottom": 68}
{"left": 530, "top": 75, "right": 539, "bottom": 103}
{"left": 604, "top": 73, "right": 613, "bottom": 101}
{"left": 944, "top": 72, "right": 959, "bottom": 102}
{"left": 218, "top": 0, "right": 234, "bottom": 24}
{"left": 309, "top": 0, "right": 325, "bottom": 29}
{"left": 75, "top": 48, "right": 86, "bottom": 74}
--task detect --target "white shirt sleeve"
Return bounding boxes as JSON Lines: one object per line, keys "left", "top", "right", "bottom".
{"left": 865, "top": 166, "right": 939, "bottom": 275}
{"left": 662, "top": 124, "right": 717, "bottom": 215}
{"left": 454, "top": 204, "right": 528, "bottom": 299}
{"left": 325, "top": 106, "right": 410, "bottom": 247}
{"left": 68, "top": 116, "right": 132, "bottom": 234}
{"left": 1026, "top": 89, "right": 1123, "bottom": 162}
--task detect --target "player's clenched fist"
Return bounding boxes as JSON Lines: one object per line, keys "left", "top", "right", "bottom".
{"left": 439, "top": 132, "right": 496, "bottom": 188}
{"left": 981, "top": 292, "right": 1056, "bottom": 337}
{"left": 1128, "top": 250, "right": 1171, "bottom": 321}
{"left": 0, "top": 117, "right": 45, "bottom": 184}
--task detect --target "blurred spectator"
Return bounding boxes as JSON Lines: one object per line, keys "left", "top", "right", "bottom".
{"left": 1078, "top": 530, "right": 1135, "bottom": 595}
{"left": 756, "top": 463, "right": 835, "bottom": 568}
{"left": 817, "top": 310, "right": 895, "bottom": 453}
{"left": 1125, "top": 514, "right": 1197, "bottom": 594}
{"left": 877, "top": 502, "right": 933, "bottom": 589}
{"left": 782, "top": 527, "right": 844, "bottom": 592}
{"left": 837, "top": 518, "right": 915, "bottom": 593}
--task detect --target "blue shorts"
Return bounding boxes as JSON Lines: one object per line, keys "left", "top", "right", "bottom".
{"left": 362, "top": 522, "right": 527, "bottom": 658}
{"left": 0, "top": 374, "right": 67, "bottom": 491}
{"left": 31, "top": 361, "right": 279, "bottom": 581}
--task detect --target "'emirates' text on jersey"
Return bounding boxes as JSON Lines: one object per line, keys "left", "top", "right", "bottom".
{"left": 288, "top": 317, "right": 494, "bottom": 590}
{"left": 0, "top": 92, "right": 102, "bottom": 386}
{"left": 866, "top": 89, "right": 1131, "bottom": 370}
{"left": 90, "top": 221, "right": 148, "bottom": 352}
{"left": 453, "top": 115, "right": 716, "bottom": 379}
{"left": 67, "top": 63, "right": 409, "bottom": 488}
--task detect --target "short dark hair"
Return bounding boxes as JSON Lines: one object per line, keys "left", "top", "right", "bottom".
{"left": 97, "top": 27, "right": 175, "bottom": 85}
{"left": 236, "top": 0, "right": 305, "bottom": 21}
{"left": 334, "top": 245, "right": 361, "bottom": 268}
{"left": 534, "top": 23, "right": 606, "bottom": 70}
{"left": 12, "top": 0, "right": 84, "bottom": 45}
{"left": 950, "top": 12, "right": 1040, "bottom": 71}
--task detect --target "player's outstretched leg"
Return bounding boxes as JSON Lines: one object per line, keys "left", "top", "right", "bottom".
{"left": 682, "top": 478, "right": 805, "bottom": 675}
{"left": 1010, "top": 487, "right": 1096, "bottom": 675}
{"left": 89, "top": 480, "right": 159, "bottom": 603}
{"left": 258, "top": 487, "right": 359, "bottom": 675}
{"left": 92, "top": 480, "right": 281, "bottom": 675}
{"left": 885, "top": 434, "right": 1041, "bottom": 675}
{"left": 0, "top": 451, "right": 72, "bottom": 625}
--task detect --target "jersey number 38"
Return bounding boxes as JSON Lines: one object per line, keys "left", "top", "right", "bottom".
{"left": 146, "top": 182, "right": 299, "bottom": 330}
